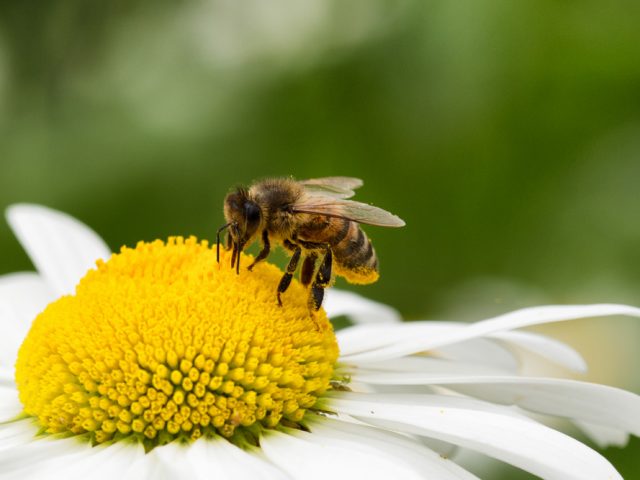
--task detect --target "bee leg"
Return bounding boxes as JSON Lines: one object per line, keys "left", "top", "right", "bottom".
{"left": 297, "top": 239, "right": 326, "bottom": 251}
{"left": 309, "top": 248, "right": 332, "bottom": 311}
{"left": 300, "top": 252, "right": 318, "bottom": 287}
{"left": 216, "top": 222, "right": 232, "bottom": 263}
{"left": 282, "top": 238, "right": 297, "bottom": 251}
{"left": 230, "top": 240, "right": 239, "bottom": 270}
{"left": 248, "top": 230, "right": 270, "bottom": 271}
{"left": 235, "top": 240, "right": 247, "bottom": 274}
{"left": 277, "top": 245, "right": 302, "bottom": 306}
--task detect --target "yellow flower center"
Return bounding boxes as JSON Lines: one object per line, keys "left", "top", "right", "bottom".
{"left": 15, "top": 237, "right": 338, "bottom": 449}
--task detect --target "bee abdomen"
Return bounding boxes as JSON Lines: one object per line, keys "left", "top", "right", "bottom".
{"left": 332, "top": 221, "right": 379, "bottom": 285}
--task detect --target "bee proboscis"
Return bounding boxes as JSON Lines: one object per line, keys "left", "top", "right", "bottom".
{"left": 217, "top": 176, "right": 405, "bottom": 310}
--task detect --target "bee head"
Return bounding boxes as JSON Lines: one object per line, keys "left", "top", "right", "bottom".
{"left": 223, "top": 188, "right": 263, "bottom": 248}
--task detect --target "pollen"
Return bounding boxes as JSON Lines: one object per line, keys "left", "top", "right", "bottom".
{"left": 15, "top": 237, "right": 338, "bottom": 448}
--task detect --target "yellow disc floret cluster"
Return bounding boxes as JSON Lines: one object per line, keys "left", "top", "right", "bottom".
{"left": 15, "top": 237, "right": 339, "bottom": 448}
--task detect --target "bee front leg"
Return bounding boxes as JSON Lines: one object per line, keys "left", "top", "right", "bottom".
{"left": 248, "top": 230, "right": 270, "bottom": 271}
{"left": 309, "top": 248, "right": 332, "bottom": 311}
{"left": 230, "top": 240, "right": 239, "bottom": 270}
{"left": 277, "top": 245, "right": 302, "bottom": 306}
{"left": 215, "top": 222, "right": 232, "bottom": 263}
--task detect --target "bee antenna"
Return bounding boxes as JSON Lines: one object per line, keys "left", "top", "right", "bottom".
{"left": 216, "top": 222, "right": 232, "bottom": 263}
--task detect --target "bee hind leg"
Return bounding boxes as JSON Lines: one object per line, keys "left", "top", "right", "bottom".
{"left": 309, "top": 248, "right": 332, "bottom": 311}
{"left": 277, "top": 245, "right": 302, "bottom": 306}
{"left": 248, "top": 230, "right": 270, "bottom": 271}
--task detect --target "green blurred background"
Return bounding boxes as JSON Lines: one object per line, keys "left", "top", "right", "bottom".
{"left": 1, "top": 0, "right": 639, "bottom": 477}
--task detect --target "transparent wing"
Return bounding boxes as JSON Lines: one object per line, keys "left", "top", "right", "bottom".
{"left": 299, "top": 177, "right": 364, "bottom": 199}
{"left": 293, "top": 194, "right": 406, "bottom": 227}
{"left": 300, "top": 177, "right": 364, "bottom": 190}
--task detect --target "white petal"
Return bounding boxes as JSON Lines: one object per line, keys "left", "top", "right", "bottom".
{"left": 337, "top": 323, "right": 440, "bottom": 356}
{"left": 6, "top": 204, "right": 111, "bottom": 296}
{"left": 307, "top": 416, "right": 479, "bottom": 479}
{"left": 323, "top": 289, "right": 401, "bottom": 324}
{"left": 339, "top": 324, "right": 519, "bottom": 371}
{"left": 0, "top": 433, "right": 93, "bottom": 479}
{"left": 350, "top": 374, "right": 640, "bottom": 435}
{"left": 322, "top": 408, "right": 460, "bottom": 458}
{"left": 0, "top": 273, "right": 54, "bottom": 327}
{"left": 338, "top": 322, "right": 532, "bottom": 356}
{"left": 39, "top": 441, "right": 146, "bottom": 480}
{"left": 0, "top": 369, "right": 12, "bottom": 385}
{"left": 0, "top": 273, "right": 56, "bottom": 370}
{"left": 427, "top": 339, "right": 518, "bottom": 372}
{"left": 574, "top": 420, "right": 630, "bottom": 449}
{"left": 452, "top": 379, "right": 640, "bottom": 436}
{"left": 492, "top": 330, "right": 588, "bottom": 372}
{"left": 415, "top": 435, "right": 459, "bottom": 459}
{"left": 186, "top": 437, "right": 289, "bottom": 480}
{"left": 343, "top": 304, "right": 640, "bottom": 363}
{"left": 352, "top": 356, "right": 511, "bottom": 376}
{"left": 326, "top": 392, "right": 622, "bottom": 480}
{"left": 260, "top": 429, "right": 427, "bottom": 480}
{"left": 0, "top": 420, "right": 149, "bottom": 480}
{"left": 0, "top": 419, "right": 37, "bottom": 450}
{"left": 141, "top": 442, "right": 200, "bottom": 480}
{"left": 340, "top": 323, "right": 587, "bottom": 372}
{"left": 120, "top": 447, "right": 162, "bottom": 480}
{"left": 0, "top": 384, "right": 22, "bottom": 422}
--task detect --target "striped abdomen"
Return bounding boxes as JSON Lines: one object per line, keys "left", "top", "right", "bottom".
{"left": 299, "top": 216, "right": 379, "bottom": 284}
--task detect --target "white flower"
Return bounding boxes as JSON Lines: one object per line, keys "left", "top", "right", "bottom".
{"left": 1, "top": 204, "right": 639, "bottom": 480}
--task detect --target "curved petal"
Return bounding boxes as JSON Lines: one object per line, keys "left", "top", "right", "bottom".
{"left": 260, "top": 429, "right": 427, "bottom": 480}
{"left": 0, "top": 419, "right": 37, "bottom": 451}
{"left": 137, "top": 442, "right": 200, "bottom": 480}
{"left": 343, "top": 304, "right": 640, "bottom": 363}
{"left": 0, "top": 420, "right": 148, "bottom": 480}
{"left": 350, "top": 374, "right": 640, "bottom": 436}
{"left": 307, "top": 416, "right": 479, "bottom": 479}
{"left": 340, "top": 325, "right": 519, "bottom": 372}
{"left": 350, "top": 356, "right": 512, "bottom": 376}
{"left": 0, "top": 272, "right": 56, "bottom": 370}
{"left": 574, "top": 420, "right": 630, "bottom": 449}
{"left": 324, "top": 289, "right": 401, "bottom": 324}
{"left": 427, "top": 339, "right": 518, "bottom": 372}
{"left": 0, "top": 431, "right": 94, "bottom": 479}
{"left": 35, "top": 441, "right": 146, "bottom": 480}
{"left": 338, "top": 322, "right": 516, "bottom": 354}
{"left": 492, "top": 330, "right": 587, "bottom": 373}
{"left": 340, "top": 323, "right": 587, "bottom": 372}
{"left": 0, "top": 369, "right": 12, "bottom": 385}
{"left": 186, "top": 437, "right": 290, "bottom": 480}
{"left": 119, "top": 446, "right": 162, "bottom": 480}
{"left": 6, "top": 204, "right": 111, "bottom": 296}
{"left": 326, "top": 392, "right": 621, "bottom": 480}
{"left": 0, "top": 384, "right": 22, "bottom": 422}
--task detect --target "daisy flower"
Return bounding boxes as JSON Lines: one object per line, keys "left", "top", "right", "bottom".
{"left": 1, "top": 204, "right": 639, "bottom": 480}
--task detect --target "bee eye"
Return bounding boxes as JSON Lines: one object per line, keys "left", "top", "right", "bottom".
{"left": 244, "top": 203, "right": 261, "bottom": 223}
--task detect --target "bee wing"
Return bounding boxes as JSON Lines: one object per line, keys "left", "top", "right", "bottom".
{"left": 299, "top": 177, "right": 364, "bottom": 199}
{"left": 293, "top": 194, "right": 406, "bottom": 227}
{"left": 300, "top": 177, "right": 364, "bottom": 190}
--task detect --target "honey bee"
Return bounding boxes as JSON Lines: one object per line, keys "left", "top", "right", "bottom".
{"left": 217, "top": 177, "right": 405, "bottom": 310}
